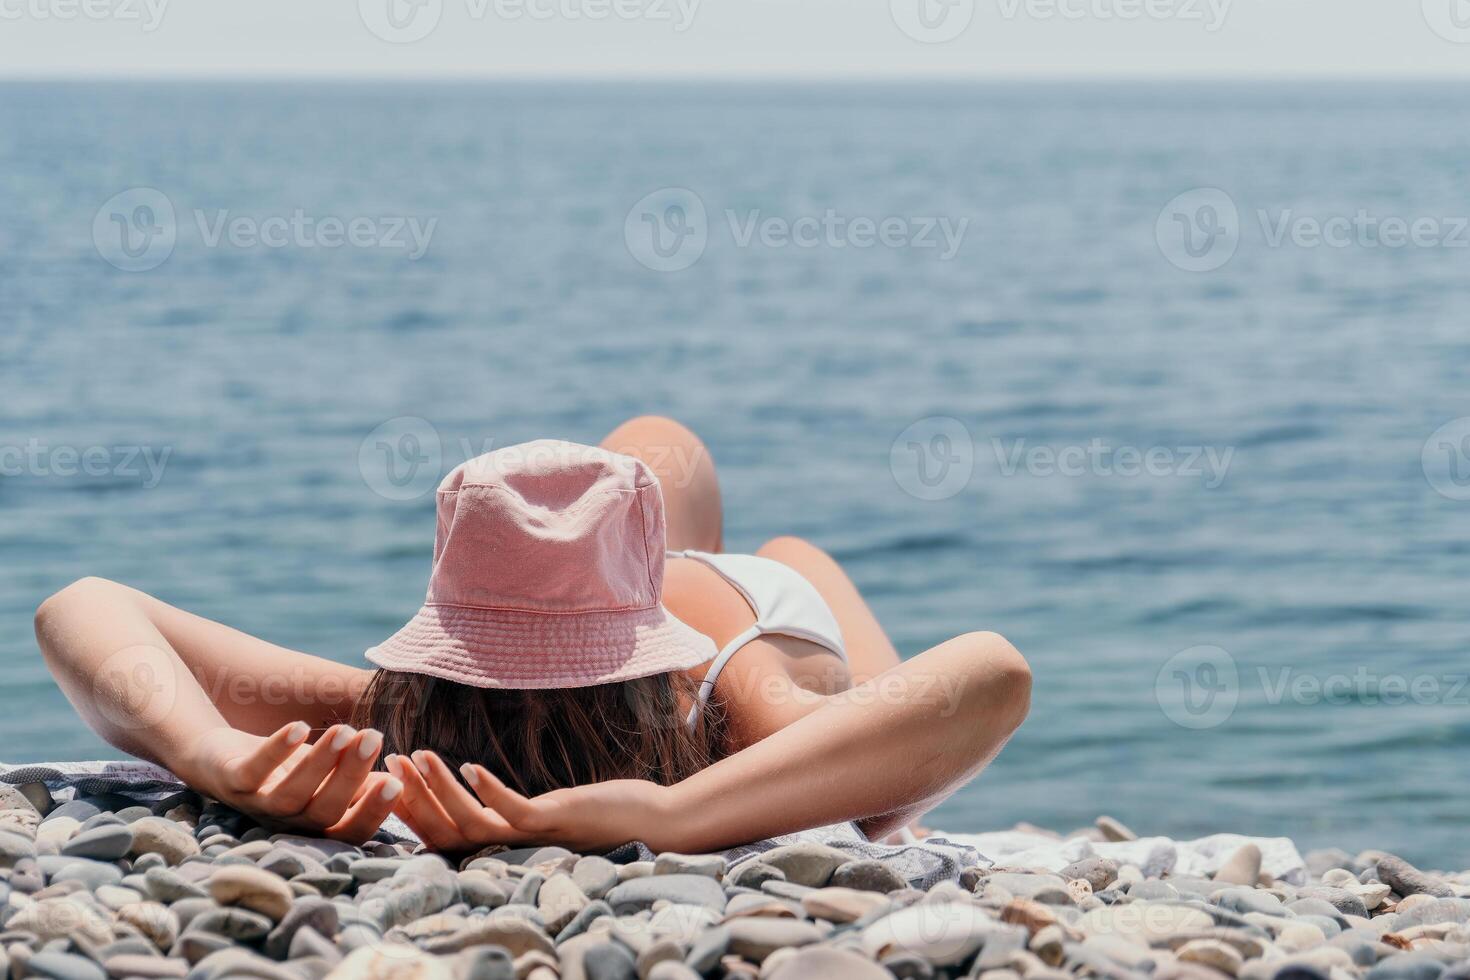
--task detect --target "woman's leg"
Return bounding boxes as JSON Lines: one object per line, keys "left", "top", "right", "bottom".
{"left": 755, "top": 535, "right": 900, "bottom": 683}
{"left": 601, "top": 416, "right": 723, "bottom": 554}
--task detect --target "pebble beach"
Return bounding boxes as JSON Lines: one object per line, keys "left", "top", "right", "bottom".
{"left": 2, "top": 783, "right": 1469, "bottom": 980}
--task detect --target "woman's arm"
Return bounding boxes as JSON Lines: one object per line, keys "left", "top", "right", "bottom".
{"left": 386, "top": 630, "right": 1030, "bottom": 852}
{"left": 34, "top": 577, "right": 399, "bottom": 839}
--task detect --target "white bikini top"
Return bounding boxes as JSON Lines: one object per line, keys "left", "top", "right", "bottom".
{"left": 669, "top": 549, "right": 847, "bottom": 729}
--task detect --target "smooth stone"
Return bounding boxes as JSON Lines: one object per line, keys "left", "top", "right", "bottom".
{"left": 606, "top": 874, "right": 727, "bottom": 914}
{"left": 649, "top": 904, "right": 720, "bottom": 944}
{"left": 208, "top": 864, "right": 294, "bottom": 921}
{"left": 510, "top": 871, "right": 545, "bottom": 907}
{"left": 1178, "top": 939, "right": 1245, "bottom": 975}
{"left": 724, "top": 917, "right": 822, "bottom": 963}
{"left": 348, "top": 857, "right": 402, "bottom": 883}
{"left": 128, "top": 818, "right": 200, "bottom": 865}
{"left": 457, "top": 869, "right": 511, "bottom": 910}
{"left": 1216, "top": 846, "right": 1264, "bottom": 887}
{"left": 0, "top": 827, "right": 38, "bottom": 866}
{"left": 763, "top": 945, "right": 890, "bottom": 979}
{"left": 984, "top": 873, "right": 1074, "bottom": 904}
{"left": 646, "top": 963, "right": 701, "bottom": 980}
{"left": 863, "top": 901, "right": 1011, "bottom": 966}
{"left": 171, "top": 931, "right": 232, "bottom": 966}
{"left": 169, "top": 897, "right": 218, "bottom": 932}
{"left": 617, "top": 861, "right": 655, "bottom": 881}
{"left": 727, "top": 862, "right": 785, "bottom": 890}
{"left": 1276, "top": 920, "right": 1330, "bottom": 952}
{"left": 189, "top": 905, "right": 274, "bottom": 941}
{"left": 27, "top": 950, "right": 108, "bottom": 980}
{"left": 96, "top": 884, "right": 145, "bottom": 911}
{"left": 1395, "top": 898, "right": 1470, "bottom": 927}
{"left": 801, "top": 886, "right": 891, "bottom": 924}
{"left": 634, "top": 937, "right": 683, "bottom": 977}
{"left": 257, "top": 847, "right": 314, "bottom": 879}
{"left": 1218, "top": 888, "right": 1287, "bottom": 917}
{"left": 459, "top": 947, "right": 514, "bottom": 980}
{"left": 145, "top": 867, "right": 208, "bottom": 902}
{"left": 683, "top": 925, "right": 729, "bottom": 975}
{"left": 1306, "top": 850, "right": 1354, "bottom": 878}
{"left": 569, "top": 856, "right": 619, "bottom": 901}
{"left": 556, "top": 900, "right": 614, "bottom": 944}
{"left": 1296, "top": 887, "right": 1369, "bottom": 919}
{"left": 295, "top": 872, "right": 353, "bottom": 898}
{"left": 1379, "top": 857, "right": 1455, "bottom": 900}
{"left": 581, "top": 941, "right": 637, "bottom": 980}
{"left": 653, "top": 853, "right": 725, "bottom": 879}
{"left": 1130, "top": 880, "right": 1182, "bottom": 902}
{"left": 830, "top": 859, "right": 908, "bottom": 894}
{"left": 0, "top": 782, "right": 42, "bottom": 815}
{"left": 423, "top": 916, "right": 555, "bottom": 957}
{"left": 45, "top": 856, "right": 125, "bottom": 889}
{"left": 326, "top": 945, "right": 454, "bottom": 980}
{"left": 62, "top": 824, "right": 135, "bottom": 861}
{"left": 1059, "top": 858, "right": 1120, "bottom": 892}
{"left": 103, "top": 953, "right": 188, "bottom": 979}
{"left": 264, "top": 895, "right": 338, "bottom": 959}
{"left": 754, "top": 844, "right": 853, "bottom": 888}
{"left": 117, "top": 901, "right": 180, "bottom": 949}
{"left": 1081, "top": 903, "right": 1216, "bottom": 946}
{"left": 9, "top": 897, "right": 114, "bottom": 944}
{"left": 759, "top": 880, "right": 815, "bottom": 902}
{"left": 537, "top": 873, "right": 589, "bottom": 934}
{"left": 1097, "top": 816, "right": 1138, "bottom": 842}
{"left": 1366, "top": 954, "right": 1448, "bottom": 980}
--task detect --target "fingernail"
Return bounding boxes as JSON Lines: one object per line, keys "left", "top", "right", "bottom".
{"left": 383, "top": 755, "right": 401, "bottom": 777}
{"left": 357, "top": 730, "right": 382, "bottom": 760}
{"left": 413, "top": 753, "right": 430, "bottom": 777}
{"left": 286, "top": 722, "right": 309, "bottom": 745}
{"left": 330, "top": 726, "right": 355, "bottom": 752}
{"left": 380, "top": 778, "right": 403, "bottom": 801}
{"left": 460, "top": 763, "right": 478, "bottom": 785}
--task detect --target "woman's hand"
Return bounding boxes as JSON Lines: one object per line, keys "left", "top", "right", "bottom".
{"left": 384, "top": 751, "right": 676, "bottom": 854}
{"left": 188, "top": 721, "right": 402, "bottom": 842}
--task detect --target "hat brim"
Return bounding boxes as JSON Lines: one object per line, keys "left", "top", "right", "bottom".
{"left": 365, "top": 602, "right": 717, "bottom": 689}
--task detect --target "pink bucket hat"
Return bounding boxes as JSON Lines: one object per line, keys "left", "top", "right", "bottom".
{"left": 366, "top": 439, "right": 716, "bottom": 688}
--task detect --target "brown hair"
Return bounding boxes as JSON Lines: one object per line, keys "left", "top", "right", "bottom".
{"left": 350, "top": 669, "right": 728, "bottom": 798}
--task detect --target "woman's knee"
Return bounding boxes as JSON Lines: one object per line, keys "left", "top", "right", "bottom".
{"left": 965, "top": 631, "right": 1032, "bottom": 727}
{"left": 602, "top": 415, "right": 722, "bottom": 552}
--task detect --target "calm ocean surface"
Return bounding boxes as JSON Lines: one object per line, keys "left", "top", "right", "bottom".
{"left": 3, "top": 81, "right": 1469, "bottom": 865}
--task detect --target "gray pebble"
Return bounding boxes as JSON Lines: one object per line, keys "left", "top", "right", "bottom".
{"left": 583, "top": 940, "right": 638, "bottom": 980}
{"left": 460, "top": 946, "right": 514, "bottom": 980}
{"left": 1378, "top": 856, "right": 1455, "bottom": 900}
{"left": 607, "top": 874, "right": 728, "bottom": 914}
{"left": 572, "top": 856, "right": 619, "bottom": 900}
{"left": 26, "top": 950, "right": 107, "bottom": 980}
{"left": 189, "top": 905, "right": 274, "bottom": 942}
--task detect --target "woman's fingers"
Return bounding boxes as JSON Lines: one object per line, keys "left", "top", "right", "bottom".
{"left": 462, "top": 764, "right": 547, "bottom": 831}
{"left": 300, "top": 729, "right": 383, "bottom": 827}
{"left": 223, "top": 721, "right": 310, "bottom": 793}
{"left": 264, "top": 724, "right": 358, "bottom": 815}
{"left": 385, "top": 754, "right": 460, "bottom": 849}
{"left": 413, "top": 751, "right": 507, "bottom": 837}
{"left": 324, "top": 772, "right": 402, "bottom": 843}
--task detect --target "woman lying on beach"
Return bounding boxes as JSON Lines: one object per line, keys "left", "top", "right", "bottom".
{"left": 34, "top": 417, "right": 1030, "bottom": 852}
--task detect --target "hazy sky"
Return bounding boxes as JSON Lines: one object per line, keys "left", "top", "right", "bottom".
{"left": 4, "top": 0, "right": 1470, "bottom": 77}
